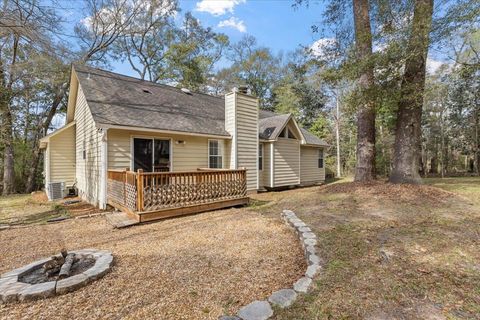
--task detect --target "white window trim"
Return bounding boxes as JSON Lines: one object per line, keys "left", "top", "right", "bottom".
{"left": 318, "top": 148, "right": 324, "bottom": 169}
{"left": 130, "top": 135, "right": 173, "bottom": 172}
{"left": 208, "top": 139, "right": 224, "bottom": 169}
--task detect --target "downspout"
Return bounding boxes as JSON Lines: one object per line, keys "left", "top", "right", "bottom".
{"left": 99, "top": 128, "right": 108, "bottom": 209}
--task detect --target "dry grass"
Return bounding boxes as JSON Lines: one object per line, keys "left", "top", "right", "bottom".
{"left": 250, "top": 177, "right": 480, "bottom": 320}
{"left": 0, "top": 193, "right": 104, "bottom": 226}
{"left": 0, "top": 207, "right": 305, "bottom": 319}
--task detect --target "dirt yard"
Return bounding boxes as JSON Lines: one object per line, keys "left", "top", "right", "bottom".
{"left": 252, "top": 177, "right": 480, "bottom": 319}
{"left": 0, "top": 206, "right": 305, "bottom": 319}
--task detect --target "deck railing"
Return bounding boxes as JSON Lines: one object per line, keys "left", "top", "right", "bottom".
{"left": 107, "top": 168, "right": 248, "bottom": 213}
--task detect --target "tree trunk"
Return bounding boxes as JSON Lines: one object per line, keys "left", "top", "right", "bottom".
{"left": 25, "top": 86, "right": 67, "bottom": 193}
{"left": 335, "top": 91, "right": 342, "bottom": 178}
{"left": 353, "top": 0, "right": 376, "bottom": 181}
{"left": 475, "top": 110, "right": 479, "bottom": 176}
{"left": 389, "top": 0, "right": 434, "bottom": 184}
{"left": 2, "top": 107, "right": 15, "bottom": 195}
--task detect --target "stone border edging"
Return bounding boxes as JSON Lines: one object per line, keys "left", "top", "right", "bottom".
{"left": 0, "top": 249, "right": 113, "bottom": 303}
{"left": 219, "top": 209, "right": 321, "bottom": 320}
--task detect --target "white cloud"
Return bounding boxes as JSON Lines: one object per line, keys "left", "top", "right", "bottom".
{"left": 426, "top": 58, "right": 445, "bottom": 74}
{"left": 195, "top": 0, "right": 246, "bottom": 16}
{"left": 218, "top": 17, "right": 246, "bottom": 32}
{"left": 309, "top": 38, "right": 338, "bottom": 60}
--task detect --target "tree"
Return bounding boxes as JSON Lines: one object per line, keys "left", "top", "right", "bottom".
{"left": 217, "top": 35, "right": 283, "bottom": 108}
{"left": 352, "top": 0, "right": 376, "bottom": 181}
{"left": 389, "top": 0, "right": 434, "bottom": 184}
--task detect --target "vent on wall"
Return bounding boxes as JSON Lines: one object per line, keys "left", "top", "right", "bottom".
{"left": 48, "top": 182, "right": 65, "bottom": 200}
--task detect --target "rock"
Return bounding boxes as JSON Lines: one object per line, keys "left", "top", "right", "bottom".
{"left": 293, "top": 221, "right": 307, "bottom": 228}
{"left": 308, "top": 254, "right": 321, "bottom": 265}
{"left": 1, "top": 257, "right": 51, "bottom": 278}
{"left": 82, "top": 262, "right": 110, "bottom": 281}
{"left": 293, "top": 277, "right": 312, "bottom": 293}
{"left": 305, "top": 264, "right": 321, "bottom": 278}
{"left": 303, "top": 238, "right": 317, "bottom": 246}
{"left": 95, "top": 253, "right": 114, "bottom": 267}
{"left": 0, "top": 282, "right": 30, "bottom": 303}
{"left": 300, "top": 232, "right": 316, "bottom": 240}
{"left": 288, "top": 218, "right": 302, "bottom": 225}
{"left": 56, "top": 274, "right": 90, "bottom": 295}
{"left": 304, "top": 245, "right": 316, "bottom": 256}
{"left": 297, "top": 226, "right": 311, "bottom": 233}
{"left": 282, "top": 209, "right": 295, "bottom": 216}
{"left": 0, "top": 276, "right": 17, "bottom": 290}
{"left": 18, "top": 281, "right": 56, "bottom": 301}
{"left": 237, "top": 300, "right": 273, "bottom": 320}
{"left": 268, "top": 289, "right": 297, "bottom": 308}
{"left": 218, "top": 316, "right": 241, "bottom": 320}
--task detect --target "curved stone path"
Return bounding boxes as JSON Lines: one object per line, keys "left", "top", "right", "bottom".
{"left": 219, "top": 209, "right": 322, "bottom": 320}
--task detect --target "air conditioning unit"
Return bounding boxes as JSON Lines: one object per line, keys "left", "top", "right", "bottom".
{"left": 48, "top": 182, "right": 65, "bottom": 200}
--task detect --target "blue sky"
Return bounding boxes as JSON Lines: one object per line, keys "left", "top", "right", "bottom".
{"left": 56, "top": 0, "right": 448, "bottom": 77}
{"left": 58, "top": 0, "right": 328, "bottom": 76}
{"left": 179, "top": 0, "right": 325, "bottom": 54}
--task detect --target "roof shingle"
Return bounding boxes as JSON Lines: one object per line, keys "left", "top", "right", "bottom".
{"left": 73, "top": 64, "right": 328, "bottom": 146}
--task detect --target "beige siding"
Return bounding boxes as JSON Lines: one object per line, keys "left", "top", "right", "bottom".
{"left": 74, "top": 84, "right": 101, "bottom": 205}
{"left": 107, "top": 129, "right": 230, "bottom": 172}
{"left": 235, "top": 93, "right": 259, "bottom": 191}
{"left": 274, "top": 138, "right": 300, "bottom": 187}
{"left": 261, "top": 142, "right": 272, "bottom": 188}
{"left": 49, "top": 124, "right": 76, "bottom": 186}
{"left": 300, "top": 146, "right": 325, "bottom": 184}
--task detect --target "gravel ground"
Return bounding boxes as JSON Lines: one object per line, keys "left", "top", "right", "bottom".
{"left": 0, "top": 207, "right": 305, "bottom": 319}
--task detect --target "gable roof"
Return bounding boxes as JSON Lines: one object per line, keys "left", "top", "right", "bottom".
{"left": 71, "top": 64, "right": 328, "bottom": 146}
{"left": 259, "top": 113, "right": 290, "bottom": 140}
{"left": 73, "top": 64, "right": 230, "bottom": 137}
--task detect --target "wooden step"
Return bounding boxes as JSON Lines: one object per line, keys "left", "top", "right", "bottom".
{"left": 105, "top": 212, "right": 139, "bottom": 228}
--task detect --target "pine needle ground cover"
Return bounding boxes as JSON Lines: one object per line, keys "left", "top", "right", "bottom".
{"left": 252, "top": 177, "right": 480, "bottom": 319}
{"left": 0, "top": 208, "right": 305, "bottom": 319}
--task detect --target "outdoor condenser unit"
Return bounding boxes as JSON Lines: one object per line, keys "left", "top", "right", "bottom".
{"left": 48, "top": 182, "right": 65, "bottom": 200}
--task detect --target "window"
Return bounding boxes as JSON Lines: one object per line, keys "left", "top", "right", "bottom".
{"left": 318, "top": 149, "right": 324, "bottom": 169}
{"left": 287, "top": 128, "right": 296, "bottom": 139}
{"left": 258, "top": 144, "right": 263, "bottom": 170}
{"left": 208, "top": 140, "right": 223, "bottom": 169}
{"left": 279, "top": 128, "right": 287, "bottom": 138}
{"left": 82, "top": 140, "right": 86, "bottom": 160}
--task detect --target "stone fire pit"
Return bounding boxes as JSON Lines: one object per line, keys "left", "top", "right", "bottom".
{"left": 0, "top": 249, "right": 113, "bottom": 303}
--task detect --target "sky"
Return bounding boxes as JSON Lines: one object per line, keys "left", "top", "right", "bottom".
{"left": 56, "top": 0, "right": 329, "bottom": 76}
{"left": 55, "top": 0, "right": 448, "bottom": 77}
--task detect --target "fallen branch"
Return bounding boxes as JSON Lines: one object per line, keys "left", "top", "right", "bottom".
{"left": 58, "top": 253, "right": 75, "bottom": 279}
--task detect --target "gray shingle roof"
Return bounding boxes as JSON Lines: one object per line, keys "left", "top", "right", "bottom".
{"left": 73, "top": 64, "right": 328, "bottom": 146}
{"left": 259, "top": 113, "right": 290, "bottom": 140}
{"left": 74, "top": 64, "right": 229, "bottom": 137}
{"left": 301, "top": 128, "right": 329, "bottom": 147}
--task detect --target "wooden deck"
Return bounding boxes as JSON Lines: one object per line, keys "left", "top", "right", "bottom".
{"left": 107, "top": 168, "right": 249, "bottom": 222}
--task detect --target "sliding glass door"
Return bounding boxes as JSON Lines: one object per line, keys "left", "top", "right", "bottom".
{"left": 133, "top": 138, "right": 171, "bottom": 172}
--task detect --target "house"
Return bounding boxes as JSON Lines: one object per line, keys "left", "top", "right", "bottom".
{"left": 40, "top": 65, "right": 328, "bottom": 222}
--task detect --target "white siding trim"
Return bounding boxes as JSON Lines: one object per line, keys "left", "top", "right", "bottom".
{"left": 99, "top": 128, "right": 108, "bottom": 209}
{"left": 270, "top": 143, "right": 274, "bottom": 187}
{"left": 233, "top": 92, "right": 238, "bottom": 168}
